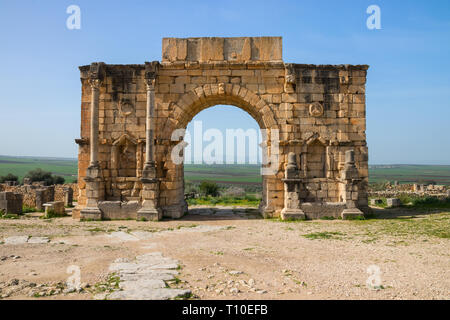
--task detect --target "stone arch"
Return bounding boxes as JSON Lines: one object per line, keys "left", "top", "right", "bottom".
{"left": 157, "top": 84, "right": 279, "bottom": 218}
{"left": 169, "top": 84, "right": 278, "bottom": 132}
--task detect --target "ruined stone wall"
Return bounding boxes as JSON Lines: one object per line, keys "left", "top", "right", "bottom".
{"left": 54, "top": 183, "right": 79, "bottom": 202}
{"left": 0, "top": 183, "right": 78, "bottom": 209}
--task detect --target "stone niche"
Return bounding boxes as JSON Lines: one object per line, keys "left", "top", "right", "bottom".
{"left": 76, "top": 36, "right": 369, "bottom": 221}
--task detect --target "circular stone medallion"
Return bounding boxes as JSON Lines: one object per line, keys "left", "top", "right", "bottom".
{"left": 309, "top": 102, "right": 324, "bottom": 117}
{"left": 120, "top": 100, "right": 134, "bottom": 116}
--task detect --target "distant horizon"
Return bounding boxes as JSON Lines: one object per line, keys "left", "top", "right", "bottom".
{"left": 1, "top": 154, "right": 449, "bottom": 166}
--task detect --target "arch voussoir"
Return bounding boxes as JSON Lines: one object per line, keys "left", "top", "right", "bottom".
{"left": 173, "top": 84, "right": 278, "bottom": 131}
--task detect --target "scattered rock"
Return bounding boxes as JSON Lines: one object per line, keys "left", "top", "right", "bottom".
{"left": 229, "top": 270, "right": 243, "bottom": 275}
{"left": 28, "top": 237, "right": 50, "bottom": 244}
{"left": 256, "top": 289, "right": 267, "bottom": 294}
{"left": 230, "top": 287, "right": 239, "bottom": 294}
{"left": 63, "top": 287, "right": 76, "bottom": 294}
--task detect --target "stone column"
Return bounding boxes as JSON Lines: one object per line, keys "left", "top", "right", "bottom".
{"left": 281, "top": 152, "right": 305, "bottom": 220}
{"left": 143, "top": 78, "right": 156, "bottom": 177}
{"left": 89, "top": 79, "right": 100, "bottom": 167}
{"left": 340, "top": 149, "right": 364, "bottom": 219}
{"left": 80, "top": 63, "right": 104, "bottom": 220}
{"left": 137, "top": 61, "right": 162, "bottom": 221}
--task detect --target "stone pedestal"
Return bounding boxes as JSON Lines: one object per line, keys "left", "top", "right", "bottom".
{"left": 137, "top": 164, "right": 162, "bottom": 221}
{"left": 340, "top": 150, "right": 364, "bottom": 220}
{"left": 80, "top": 165, "right": 103, "bottom": 220}
{"left": 43, "top": 201, "right": 65, "bottom": 217}
{"left": 64, "top": 187, "right": 73, "bottom": 207}
{"left": 281, "top": 153, "right": 305, "bottom": 220}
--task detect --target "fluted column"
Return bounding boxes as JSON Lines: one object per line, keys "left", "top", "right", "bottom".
{"left": 89, "top": 79, "right": 100, "bottom": 167}
{"left": 80, "top": 62, "right": 104, "bottom": 220}
{"left": 142, "top": 78, "right": 156, "bottom": 177}
{"left": 138, "top": 61, "right": 162, "bottom": 221}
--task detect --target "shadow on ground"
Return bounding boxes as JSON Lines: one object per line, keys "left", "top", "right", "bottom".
{"left": 174, "top": 206, "right": 263, "bottom": 222}
{"left": 367, "top": 206, "right": 448, "bottom": 220}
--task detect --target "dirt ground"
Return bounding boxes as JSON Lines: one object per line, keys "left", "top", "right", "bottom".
{"left": 0, "top": 206, "right": 449, "bottom": 300}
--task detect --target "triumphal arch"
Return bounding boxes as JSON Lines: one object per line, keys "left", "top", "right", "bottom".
{"left": 75, "top": 37, "right": 369, "bottom": 221}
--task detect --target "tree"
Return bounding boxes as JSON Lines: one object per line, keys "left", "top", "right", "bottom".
{"left": 53, "top": 176, "right": 65, "bottom": 185}
{"left": 0, "top": 173, "right": 19, "bottom": 183}
{"left": 24, "top": 168, "right": 65, "bottom": 186}
{"left": 199, "top": 181, "right": 219, "bottom": 197}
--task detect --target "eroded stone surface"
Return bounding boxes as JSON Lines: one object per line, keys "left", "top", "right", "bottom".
{"left": 105, "top": 252, "right": 190, "bottom": 300}
{"left": 27, "top": 237, "right": 50, "bottom": 244}
{"left": 3, "top": 236, "right": 29, "bottom": 245}
{"left": 3, "top": 236, "right": 51, "bottom": 245}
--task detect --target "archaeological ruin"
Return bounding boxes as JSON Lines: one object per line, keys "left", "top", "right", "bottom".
{"left": 74, "top": 37, "right": 369, "bottom": 221}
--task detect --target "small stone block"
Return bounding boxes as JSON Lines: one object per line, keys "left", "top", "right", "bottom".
{"left": 386, "top": 198, "right": 401, "bottom": 207}
{"left": 281, "top": 208, "right": 306, "bottom": 220}
{"left": 370, "top": 199, "right": 383, "bottom": 205}
{"left": 137, "top": 208, "right": 162, "bottom": 221}
{"left": 80, "top": 207, "right": 102, "bottom": 220}
{"left": 341, "top": 208, "right": 364, "bottom": 220}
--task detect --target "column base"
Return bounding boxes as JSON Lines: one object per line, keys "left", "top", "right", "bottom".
{"left": 281, "top": 208, "right": 306, "bottom": 220}
{"left": 341, "top": 208, "right": 364, "bottom": 220}
{"left": 137, "top": 207, "right": 162, "bottom": 221}
{"left": 80, "top": 207, "right": 102, "bottom": 220}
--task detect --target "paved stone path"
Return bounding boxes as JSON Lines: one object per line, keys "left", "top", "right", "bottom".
{"left": 106, "top": 225, "right": 225, "bottom": 243}
{"left": 97, "top": 252, "right": 190, "bottom": 300}
{"left": 3, "top": 236, "right": 50, "bottom": 245}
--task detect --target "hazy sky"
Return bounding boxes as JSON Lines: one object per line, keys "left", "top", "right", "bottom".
{"left": 0, "top": 0, "right": 449, "bottom": 164}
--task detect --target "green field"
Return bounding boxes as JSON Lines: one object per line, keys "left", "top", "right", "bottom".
{"left": 369, "top": 165, "right": 450, "bottom": 185}
{"left": 0, "top": 155, "right": 78, "bottom": 183}
{"left": 184, "top": 164, "right": 262, "bottom": 185}
{"left": 1, "top": 155, "right": 449, "bottom": 187}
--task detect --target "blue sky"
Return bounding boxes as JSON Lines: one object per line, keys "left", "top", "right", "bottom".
{"left": 0, "top": 0, "right": 449, "bottom": 164}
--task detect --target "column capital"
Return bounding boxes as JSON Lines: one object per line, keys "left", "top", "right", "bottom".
{"left": 89, "top": 78, "right": 102, "bottom": 90}
{"left": 145, "top": 78, "right": 156, "bottom": 91}
{"left": 145, "top": 61, "right": 159, "bottom": 91}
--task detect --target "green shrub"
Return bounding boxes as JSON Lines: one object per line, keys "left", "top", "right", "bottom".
{"left": 22, "top": 205, "right": 37, "bottom": 213}
{"left": 24, "top": 168, "right": 65, "bottom": 185}
{"left": 0, "top": 173, "right": 19, "bottom": 183}
{"left": 199, "top": 181, "right": 219, "bottom": 197}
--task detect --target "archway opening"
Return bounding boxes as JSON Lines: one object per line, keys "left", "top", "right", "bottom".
{"left": 182, "top": 104, "right": 264, "bottom": 217}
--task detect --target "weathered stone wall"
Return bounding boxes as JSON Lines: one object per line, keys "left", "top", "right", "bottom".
{"left": 0, "top": 183, "right": 78, "bottom": 210}
{"left": 76, "top": 37, "right": 369, "bottom": 219}
{"left": 54, "top": 183, "right": 79, "bottom": 203}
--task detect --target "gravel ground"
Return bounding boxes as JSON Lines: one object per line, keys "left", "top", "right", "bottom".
{"left": 0, "top": 206, "right": 448, "bottom": 300}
